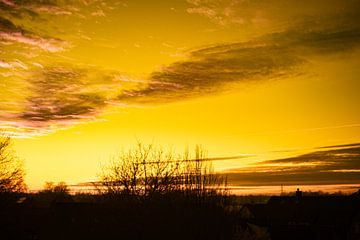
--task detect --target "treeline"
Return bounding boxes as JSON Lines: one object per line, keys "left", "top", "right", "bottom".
{"left": 99, "top": 143, "right": 228, "bottom": 198}
{"left": 0, "top": 136, "right": 244, "bottom": 240}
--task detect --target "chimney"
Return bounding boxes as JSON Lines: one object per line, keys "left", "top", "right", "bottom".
{"left": 296, "top": 188, "right": 302, "bottom": 201}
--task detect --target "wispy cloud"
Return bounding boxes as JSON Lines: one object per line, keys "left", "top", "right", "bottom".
{"left": 0, "top": 31, "right": 67, "bottom": 52}
{"left": 186, "top": 0, "right": 360, "bottom": 30}
{"left": 0, "top": 59, "right": 27, "bottom": 69}
{"left": 0, "top": 65, "right": 144, "bottom": 135}
{"left": 117, "top": 41, "right": 302, "bottom": 102}
{"left": 187, "top": 0, "right": 246, "bottom": 26}
{"left": 118, "top": 27, "right": 360, "bottom": 103}
{"left": 0, "top": 0, "right": 108, "bottom": 52}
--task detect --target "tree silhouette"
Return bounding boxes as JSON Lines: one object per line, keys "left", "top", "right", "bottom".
{"left": 100, "top": 143, "right": 228, "bottom": 198}
{"left": 0, "top": 136, "right": 26, "bottom": 192}
{"left": 42, "top": 181, "right": 69, "bottom": 194}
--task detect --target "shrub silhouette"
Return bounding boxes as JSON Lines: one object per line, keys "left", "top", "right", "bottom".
{"left": 36, "top": 181, "right": 73, "bottom": 203}
{"left": 42, "top": 181, "right": 69, "bottom": 194}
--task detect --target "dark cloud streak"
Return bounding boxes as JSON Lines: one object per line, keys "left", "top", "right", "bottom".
{"left": 116, "top": 0, "right": 360, "bottom": 103}
{"left": 17, "top": 66, "right": 125, "bottom": 127}
{"left": 118, "top": 27, "right": 360, "bottom": 103}
{"left": 225, "top": 144, "right": 360, "bottom": 186}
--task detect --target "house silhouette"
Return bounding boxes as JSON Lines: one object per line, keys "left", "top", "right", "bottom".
{"left": 239, "top": 189, "right": 360, "bottom": 240}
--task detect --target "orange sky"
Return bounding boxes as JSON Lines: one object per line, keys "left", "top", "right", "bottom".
{"left": 1, "top": 0, "right": 360, "bottom": 190}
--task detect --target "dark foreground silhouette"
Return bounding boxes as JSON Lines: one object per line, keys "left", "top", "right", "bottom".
{"left": 0, "top": 191, "right": 235, "bottom": 240}
{"left": 0, "top": 189, "right": 359, "bottom": 240}
{"left": 238, "top": 189, "right": 360, "bottom": 240}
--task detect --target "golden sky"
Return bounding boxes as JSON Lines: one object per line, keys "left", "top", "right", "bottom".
{"left": 1, "top": 0, "right": 360, "bottom": 190}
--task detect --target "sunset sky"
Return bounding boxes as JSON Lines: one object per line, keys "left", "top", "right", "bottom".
{"left": 1, "top": 0, "right": 360, "bottom": 191}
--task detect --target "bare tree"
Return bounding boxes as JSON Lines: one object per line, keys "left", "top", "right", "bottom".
{"left": 100, "top": 143, "right": 227, "bottom": 197}
{"left": 100, "top": 143, "right": 180, "bottom": 196}
{"left": 181, "top": 145, "right": 228, "bottom": 197}
{"left": 0, "top": 136, "right": 26, "bottom": 192}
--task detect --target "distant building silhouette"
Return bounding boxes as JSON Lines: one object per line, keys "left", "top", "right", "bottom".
{"left": 239, "top": 189, "right": 360, "bottom": 240}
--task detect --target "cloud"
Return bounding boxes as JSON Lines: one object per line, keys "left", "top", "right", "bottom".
{"left": 186, "top": 0, "right": 360, "bottom": 30}
{"left": 0, "top": 66, "right": 142, "bottom": 135}
{"left": 0, "top": 15, "right": 21, "bottom": 31}
{"left": 0, "top": 59, "right": 27, "bottom": 69}
{"left": 117, "top": 41, "right": 303, "bottom": 103}
{"left": 187, "top": 0, "right": 246, "bottom": 26}
{"left": 118, "top": 26, "right": 360, "bottom": 103}
{"left": 21, "top": 67, "right": 101, "bottom": 122}
{"left": 6, "top": 0, "right": 113, "bottom": 18}
{"left": 0, "top": 11, "right": 67, "bottom": 55}
{"left": 225, "top": 144, "right": 360, "bottom": 186}
{"left": 0, "top": 1, "right": 121, "bottom": 136}
{"left": 114, "top": 0, "right": 360, "bottom": 104}
{"left": 1, "top": 0, "right": 15, "bottom": 7}
{"left": 0, "top": 0, "right": 114, "bottom": 52}
{"left": 318, "top": 143, "right": 360, "bottom": 150}
{"left": 0, "top": 31, "right": 67, "bottom": 52}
